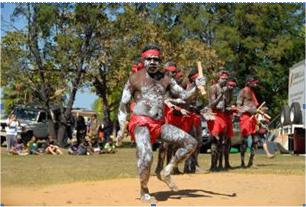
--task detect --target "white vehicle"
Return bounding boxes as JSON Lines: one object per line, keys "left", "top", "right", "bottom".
{"left": 277, "top": 60, "right": 305, "bottom": 154}
{"left": 1, "top": 105, "right": 49, "bottom": 144}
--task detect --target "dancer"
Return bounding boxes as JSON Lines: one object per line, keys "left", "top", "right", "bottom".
{"left": 237, "top": 75, "right": 260, "bottom": 168}
{"left": 116, "top": 44, "right": 205, "bottom": 202}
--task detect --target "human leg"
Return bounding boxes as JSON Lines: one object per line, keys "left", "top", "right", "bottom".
{"left": 134, "top": 126, "right": 154, "bottom": 201}
{"left": 159, "top": 124, "right": 198, "bottom": 190}
{"left": 217, "top": 135, "right": 224, "bottom": 170}
{"left": 224, "top": 137, "right": 232, "bottom": 169}
{"left": 247, "top": 135, "right": 256, "bottom": 167}
{"left": 184, "top": 125, "right": 202, "bottom": 173}
{"left": 240, "top": 137, "right": 248, "bottom": 168}
{"left": 155, "top": 141, "right": 168, "bottom": 177}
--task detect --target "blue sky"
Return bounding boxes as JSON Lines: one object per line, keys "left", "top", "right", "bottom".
{"left": 1, "top": 3, "right": 98, "bottom": 110}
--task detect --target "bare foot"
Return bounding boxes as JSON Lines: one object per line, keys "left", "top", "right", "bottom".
{"left": 159, "top": 167, "right": 179, "bottom": 191}
{"left": 140, "top": 193, "right": 156, "bottom": 203}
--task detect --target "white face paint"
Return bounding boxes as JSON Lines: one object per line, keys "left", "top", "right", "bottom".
{"left": 144, "top": 55, "right": 161, "bottom": 73}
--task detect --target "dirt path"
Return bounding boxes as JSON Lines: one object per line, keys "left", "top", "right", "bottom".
{"left": 2, "top": 173, "right": 305, "bottom": 206}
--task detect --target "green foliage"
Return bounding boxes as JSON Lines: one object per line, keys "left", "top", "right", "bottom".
{"left": 2, "top": 3, "right": 304, "bottom": 122}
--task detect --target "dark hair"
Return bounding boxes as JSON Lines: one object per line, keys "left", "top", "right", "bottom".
{"left": 141, "top": 44, "right": 161, "bottom": 53}
{"left": 245, "top": 75, "right": 257, "bottom": 82}
{"left": 188, "top": 67, "right": 198, "bottom": 79}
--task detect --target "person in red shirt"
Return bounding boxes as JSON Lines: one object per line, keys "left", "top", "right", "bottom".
{"left": 237, "top": 75, "right": 259, "bottom": 168}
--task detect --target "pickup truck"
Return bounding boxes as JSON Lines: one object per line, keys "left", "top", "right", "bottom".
{"left": 1, "top": 105, "right": 48, "bottom": 144}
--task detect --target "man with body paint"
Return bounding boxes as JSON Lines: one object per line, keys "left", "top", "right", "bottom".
{"left": 220, "top": 78, "right": 237, "bottom": 170}
{"left": 237, "top": 75, "right": 260, "bottom": 168}
{"left": 183, "top": 68, "right": 205, "bottom": 173}
{"left": 207, "top": 70, "right": 230, "bottom": 172}
{"left": 155, "top": 62, "right": 189, "bottom": 175}
{"left": 116, "top": 44, "right": 205, "bottom": 202}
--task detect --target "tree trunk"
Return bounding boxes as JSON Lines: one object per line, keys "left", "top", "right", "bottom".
{"left": 101, "top": 73, "right": 111, "bottom": 123}
{"left": 57, "top": 124, "right": 67, "bottom": 147}
{"left": 48, "top": 117, "right": 57, "bottom": 141}
{"left": 57, "top": 69, "right": 83, "bottom": 147}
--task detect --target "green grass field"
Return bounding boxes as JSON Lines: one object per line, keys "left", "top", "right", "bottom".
{"left": 1, "top": 144, "right": 305, "bottom": 188}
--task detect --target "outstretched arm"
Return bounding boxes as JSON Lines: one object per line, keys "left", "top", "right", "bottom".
{"left": 164, "top": 98, "right": 190, "bottom": 116}
{"left": 169, "top": 78, "right": 197, "bottom": 100}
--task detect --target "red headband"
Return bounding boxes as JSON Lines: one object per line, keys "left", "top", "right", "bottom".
{"left": 227, "top": 80, "right": 237, "bottom": 87}
{"left": 175, "top": 71, "right": 183, "bottom": 79}
{"left": 247, "top": 79, "right": 259, "bottom": 84}
{"left": 165, "top": 65, "right": 176, "bottom": 72}
{"left": 191, "top": 73, "right": 199, "bottom": 80}
{"left": 141, "top": 49, "right": 161, "bottom": 59}
{"left": 218, "top": 71, "right": 229, "bottom": 79}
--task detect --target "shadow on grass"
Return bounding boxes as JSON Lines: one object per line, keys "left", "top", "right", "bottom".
{"left": 152, "top": 189, "right": 236, "bottom": 201}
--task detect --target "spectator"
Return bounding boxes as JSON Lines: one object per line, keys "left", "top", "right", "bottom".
{"left": 76, "top": 115, "right": 87, "bottom": 145}
{"left": 37, "top": 139, "right": 49, "bottom": 153}
{"left": 5, "top": 114, "right": 19, "bottom": 152}
{"left": 68, "top": 139, "right": 94, "bottom": 155}
{"left": 45, "top": 140, "right": 63, "bottom": 155}
{"left": 27, "top": 136, "right": 40, "bottom": 155}
{"left": 256, "top": 107, "right": 275, "bottom": 158}
{"left": 102, "top": 119, "right": 113, "bottom": 146}
{"left": 100, "top": 137, "right": 116, "bottom": 154}
{"left": 98, "top": 123, "right": 105, "bottom": 148}
{"left": 87, "top": 114, "right": 100, "bottom": 148}
{"left": 10, "top": 137, "right": 28, "bottom": 156}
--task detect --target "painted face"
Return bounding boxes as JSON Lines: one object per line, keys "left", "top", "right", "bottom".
{"left": 218, "top": 76, "right": 228, "bottom": 87}
{"left": 144, "top": 55, "right": 161, "bottom": 74}
{"left": 248, "top": 80, "right": 259, "bottom": 88}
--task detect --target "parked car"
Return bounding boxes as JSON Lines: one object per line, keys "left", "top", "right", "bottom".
{"left": 0, "top": 105, "right": 49, "bottom": 144}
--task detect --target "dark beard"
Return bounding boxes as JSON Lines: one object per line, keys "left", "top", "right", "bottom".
{"left": 148, "top": 70, "right": 165, "bottom": 80}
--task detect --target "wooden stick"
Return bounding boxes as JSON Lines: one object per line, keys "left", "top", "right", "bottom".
{"left": 257, "top": 101, "right": 266, "bottom": 111}
{"left": 197, "top": 61, "right": 207, "bottom": 96}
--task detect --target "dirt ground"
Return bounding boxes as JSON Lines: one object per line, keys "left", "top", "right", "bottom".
{"left": 2, "top": 173, "right": 305, "bottom": 206}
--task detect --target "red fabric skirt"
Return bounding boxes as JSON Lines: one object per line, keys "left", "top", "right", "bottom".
{"left": 239, "top": 112, "right": 257, "bottom": 137}
{"left": 165, "top": 106, "right": 201, "bottom": 133}
{"left": 190, "top": 112, "right": 201, "bottom": 129}
{"left": 207, "top": 111, "right": 227, "bottom": 137}
{"left": 128, "top": 114, "right": 165, "bottom": 144}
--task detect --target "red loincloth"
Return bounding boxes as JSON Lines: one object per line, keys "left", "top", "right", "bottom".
{"left": 128, "top": 114, "right": 165, "bottom": 144}
{"left": 207, "top": 110, "right": 227, "bottom": 137}
{"left": 165, "top": 106, "right": 200, "bottom": 133}
{"left": 239, "top": 112, "right": 257, "bottom": 137}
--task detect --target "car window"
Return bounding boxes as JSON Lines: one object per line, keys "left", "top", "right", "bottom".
{"left": 38, "top": 111, "right": 47, "bottom": 122}
{"left": 15, "top": 108, "right": 38, "bottom": 121}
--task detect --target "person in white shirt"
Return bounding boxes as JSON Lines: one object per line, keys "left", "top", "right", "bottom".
{"left": 6, "top": 114, "right": 19, "bottom": 151}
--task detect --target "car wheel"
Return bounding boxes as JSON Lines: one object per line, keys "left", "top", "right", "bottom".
{"left": 280, "top": 106, "right": 290, "bottom": 126}
{"left": 289, "top": 102, "right": 302, "bottom": 124}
